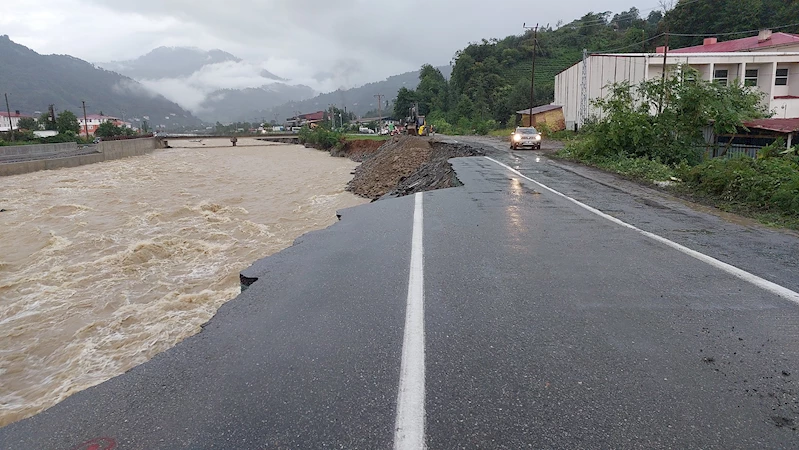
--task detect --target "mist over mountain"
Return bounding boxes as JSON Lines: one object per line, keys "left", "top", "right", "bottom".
{"left": 0, "top": 35, "right": 200, "bottom": 127}
{"left": 101, "top": 47, "right": 257, "bottom": 80}
{"left": 99, "top": 47, "right": 315, "bottom": 123}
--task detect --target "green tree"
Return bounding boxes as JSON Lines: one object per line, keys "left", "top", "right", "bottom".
{"left": 416, "top": 64, "right": 449, "bottom": 116}
{"left": 17, "top": 117, "right": 38, "bottom": 130}
{"left": 588, "top": 68, "right": 767, "bottom": 164}
{"left": 454, "top": 94, "right": 476, "bottom": 122}
{"left": 393, "top": 87, "right": 417, "bottom": 120}
{"left": 39, "top": 112, "right": 57, "bottom": 131}
{"left": 94, "top": 121, "right": 125, "bottom": 137}
{"left": 55, "top": 111, "right": 80, "bottom": 134}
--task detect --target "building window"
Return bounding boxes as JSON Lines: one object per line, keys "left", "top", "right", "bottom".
{"left": 744, "top": 69, "right": 758, "bottom": 86}
{"left": 776, "top": 68, "right": 789, "bottom": 86}
{"left": 714, "top": 69, "right": 729, "bottom": 85}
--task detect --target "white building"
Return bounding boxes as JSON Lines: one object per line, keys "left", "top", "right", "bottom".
{"left": 555, "top": 30, "right": 799, "bottom": 130}
{"left": 78, "top": 114, "right": 132, "bottom": 136}
{"left": 0, "top": 111, "right": 33, "bottom": 132}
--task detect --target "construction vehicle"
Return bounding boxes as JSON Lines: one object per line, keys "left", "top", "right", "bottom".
{"left": 406, "top": 103, "right": 429, "bottom": 136}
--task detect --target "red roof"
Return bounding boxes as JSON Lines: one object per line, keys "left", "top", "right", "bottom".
{"left": 299, "top": 111, "right": 325, "bottom": 121}
{"left": 0, "top": 111, "right": 32, "bottom": 118}
{"left": 671, "top": 32, "right": 799, "bottom": 53}
{"left": 743, "top": 118, "right": 799, "bottom": 133}
{"left": 517, "top": 105, "right": 563, "bottom": 115}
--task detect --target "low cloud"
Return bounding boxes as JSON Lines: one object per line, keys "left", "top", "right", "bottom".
{"left": 112, "top": 79, "right": 158, "bottom": 98}
{"left": 138, "top": 78, "right": 209, "bottom": 114}
{"left": 136, "top": 60, "right": 314, "bottom": 115}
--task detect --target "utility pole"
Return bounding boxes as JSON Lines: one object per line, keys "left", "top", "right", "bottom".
{"left": 82, "top": 101, "right": 89, "bottom": 139}
{"left": 374, "top": 93, "right": 384, "bottom": 123}
{"left": 4, "top": 93, "right": 14, "bottom": 141}
{"left": 659, "top": 27, "right": 670, "bottom": 114}
{"left": 523, "top": 23, "right": 539, "bottom": 126}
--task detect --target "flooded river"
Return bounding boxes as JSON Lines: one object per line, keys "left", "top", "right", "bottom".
{"left": 0, "top": 138, "right": 367, "bottom": 426}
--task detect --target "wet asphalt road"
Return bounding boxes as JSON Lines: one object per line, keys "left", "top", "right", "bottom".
{"left": 2, "top": 140, "right": 799, "bottom": 449}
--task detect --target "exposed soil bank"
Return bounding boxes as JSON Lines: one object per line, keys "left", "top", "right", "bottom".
{"left": 346, "top": 136, "right": 484, "bottom": 200}
{"left": 331, "top": 139, "right": 383, "bottom": 162}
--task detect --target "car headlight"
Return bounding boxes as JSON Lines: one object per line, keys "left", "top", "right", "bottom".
{"left": 535, "top": 134, "right": 542, "bottom": 141}
{"left": 513, "top": 134, "right": 521, "bottom": 142}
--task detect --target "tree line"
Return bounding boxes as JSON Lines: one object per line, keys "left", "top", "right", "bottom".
{"left": 393, "top": 0, "right": 799, "bottom": 133}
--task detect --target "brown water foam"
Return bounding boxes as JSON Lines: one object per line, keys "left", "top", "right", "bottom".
{"left": 0, "top": 139, "right": 367, "bottom": 426}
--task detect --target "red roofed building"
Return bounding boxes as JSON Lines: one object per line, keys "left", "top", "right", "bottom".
{"left": 670, "top": 30, "right": 799, "bottom": 54}
{"left": 555, "top": 30, "right": 799, "bottom": 129}
{"left": 0, "top": 111, "right": 33, "bottom": 132}
{"left": 78, "top": 114, "right": 132, "bottom": 136}
{"left": 285, "top": 111, "right": 326, "bottom": 128}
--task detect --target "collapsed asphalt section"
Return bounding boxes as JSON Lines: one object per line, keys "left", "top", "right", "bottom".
{"left": 346, "top": 136, "right": 484, "bottom": 200}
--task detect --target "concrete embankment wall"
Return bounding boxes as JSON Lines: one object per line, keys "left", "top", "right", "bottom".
{"left": 0, "top": 138, "right": 163, "bottom": 177}
{"left": 0, "top": 142, "right": 78, "bottom": 158}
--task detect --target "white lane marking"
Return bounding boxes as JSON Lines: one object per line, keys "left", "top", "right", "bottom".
{"left": 394, "top": 192, "right": 426, "bottom": 450}
{"left": 485, "top": 156, "right": 799, "bottom": 305}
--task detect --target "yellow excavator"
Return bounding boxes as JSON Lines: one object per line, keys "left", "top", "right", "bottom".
{"left": 406, "top": 103, "right": 429, "bottom": 136}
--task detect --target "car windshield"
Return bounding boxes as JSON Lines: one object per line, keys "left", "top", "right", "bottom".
{"left": 516, "top": 128, "right": 538, "bottom": 135}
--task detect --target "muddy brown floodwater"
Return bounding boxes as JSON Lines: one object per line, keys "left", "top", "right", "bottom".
{"left": 0, "top": 138, "right": 367, "bottom": 427}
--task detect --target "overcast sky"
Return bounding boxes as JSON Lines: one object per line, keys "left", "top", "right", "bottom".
{"left": 4, "top": 0, "right": 653, "bottom": 92}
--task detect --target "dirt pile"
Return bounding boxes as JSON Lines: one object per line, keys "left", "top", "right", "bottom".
{"left": 347, "top": 136, "right": 484, "bottom": 200}
{"left": 331, "top": 139, "right": 384, "bottom": 162}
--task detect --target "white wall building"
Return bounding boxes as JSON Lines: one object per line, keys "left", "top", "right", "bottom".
{"left": 555, "top": 31, "right": 799, "bottom": 130}
{"left": 77, "top": 115, "right": 132, "bottom": 136}
{"left": 0, "top": 111, "right": 32, "bottom": 132}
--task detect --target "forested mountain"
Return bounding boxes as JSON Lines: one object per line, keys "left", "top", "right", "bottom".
{"left": 394, "top": 0, "right": 799, "bottom": 130}
{"left": 667, "top": 0, "right": 799, "bottom": 48}
{"left": 0, "top": 36, "right": 200, "bottom": 127}
{"left": 245, "top": 67, "right": 452, "bottom": 123}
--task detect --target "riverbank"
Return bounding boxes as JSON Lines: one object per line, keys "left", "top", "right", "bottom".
{"left": 0, "top": 139, "right": 366, "bottom": 426}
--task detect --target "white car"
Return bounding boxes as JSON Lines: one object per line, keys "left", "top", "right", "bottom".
{"left": 510, "top": 127, "right": 542, "bottom": 150}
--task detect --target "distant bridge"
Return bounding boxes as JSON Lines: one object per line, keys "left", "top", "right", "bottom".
{"left": 158, "top": 134, "right": 300, "bottom": 145}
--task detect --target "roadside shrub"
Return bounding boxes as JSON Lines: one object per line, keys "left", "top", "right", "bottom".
{"left": 756, "top": 138, "right": 785, "bottom": 160}
{"left": 684, "top": 155, "right": 799, "bottom": 215}
{"left": 298, "top": 126, "right": 342, "bottom": 150}
{"left": 593, "top": 155, "right": 677, "bottom": 182}
{"left": 560, "top": 135, "right": 602, "bottom": 160}
{"left": 587, "top": 71, "right": 767, "bottom": 166}
{"left": 536, "top": 122, "right": 553, "bottom": 137}
{"left": 473, "top": 120, "right": 497, "bottom": 135}
{"left": 429, "top": 118, "right": 454, "bottom": 135}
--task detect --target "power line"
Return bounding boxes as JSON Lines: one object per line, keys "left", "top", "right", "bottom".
{"left": 669, "top": 21, "right": 799, "bottom": 37}
{"left": 587, "top": 18, "right": 799, "bottom": 54}
{"left": 590, "top": 33, "right": 666, "bottom": 54}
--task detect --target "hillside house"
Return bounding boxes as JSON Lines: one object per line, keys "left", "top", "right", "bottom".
{"left": 555, "top": 30, "right": 799, "bottom": 130}
{"left": 285, "top": 111, "right": 325, "bottom": 128}
{"left": 78, "top": 115, "right": 132, "bottom": 136}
